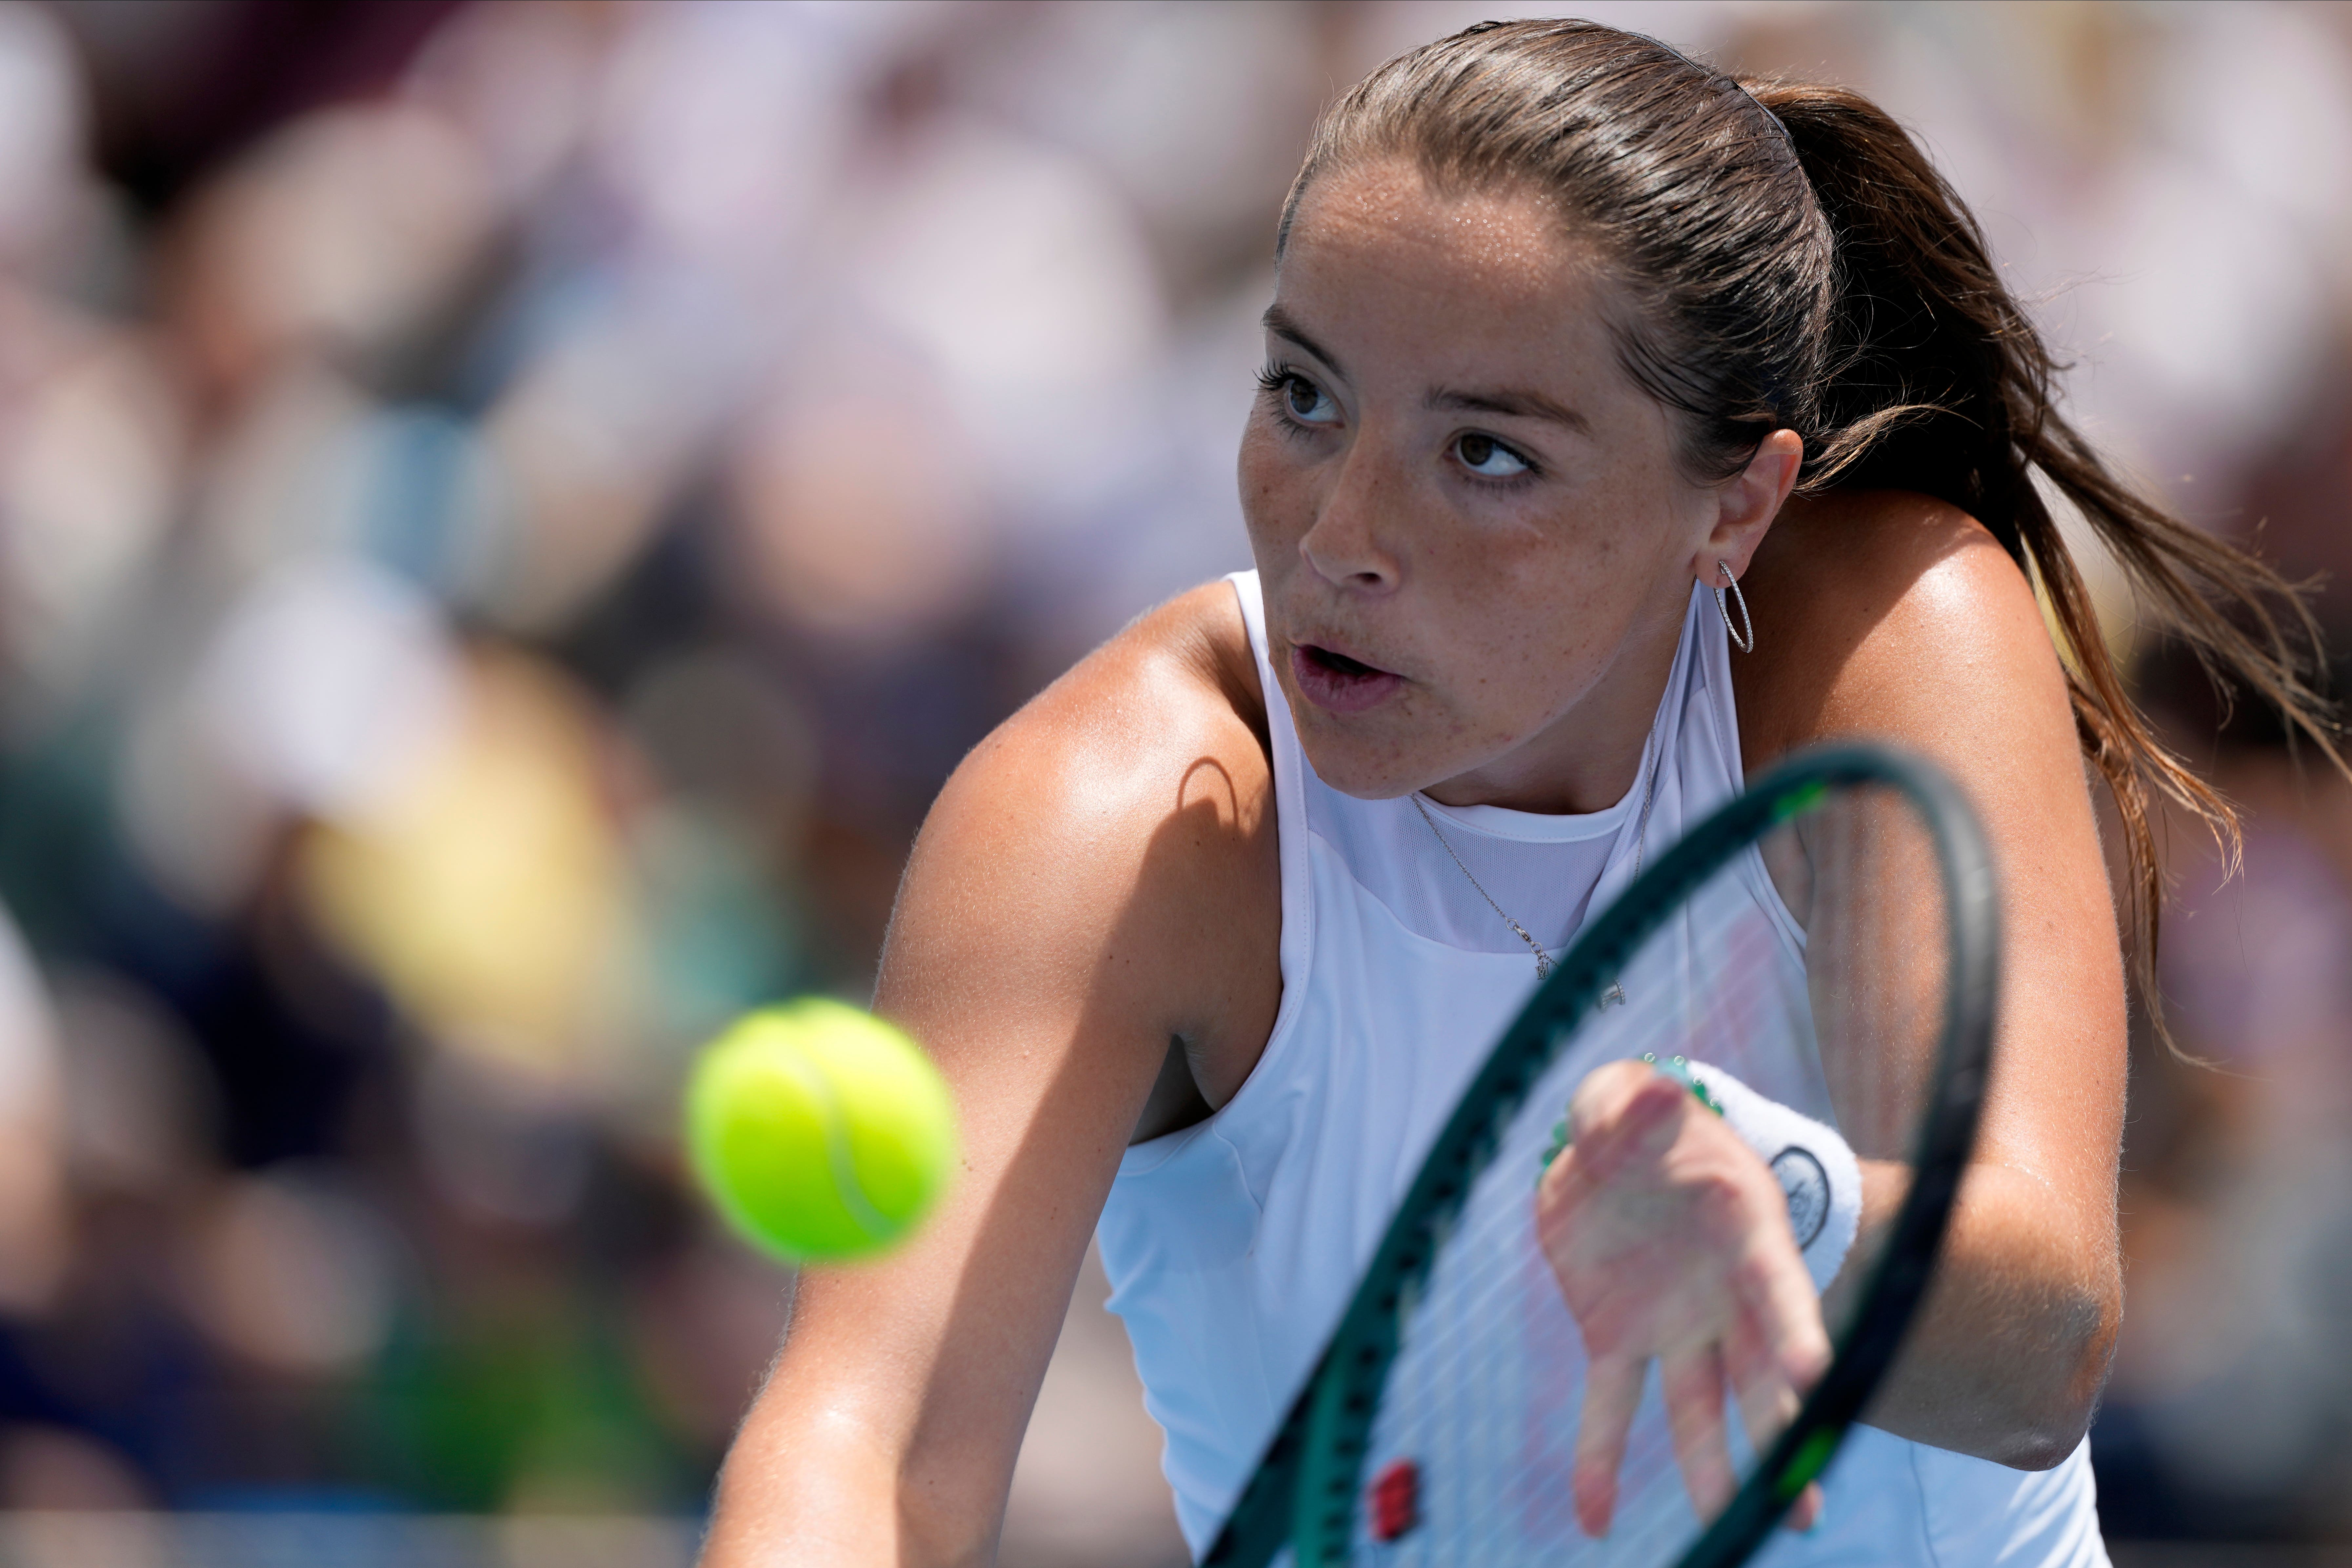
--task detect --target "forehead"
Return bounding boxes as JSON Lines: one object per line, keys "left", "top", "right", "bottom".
{"left": 1275, "top": 159, "right": 1627, "bottom": 386}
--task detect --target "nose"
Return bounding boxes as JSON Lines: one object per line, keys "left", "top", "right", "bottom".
{"left": 1298, "top": 446, "right": 1400, "bottom": 593}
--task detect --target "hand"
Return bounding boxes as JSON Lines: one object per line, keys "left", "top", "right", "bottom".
{"left": 1534, "top": 1059, "right": 1830, "bottom": 1537}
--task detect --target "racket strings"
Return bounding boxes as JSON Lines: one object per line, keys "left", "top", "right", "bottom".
{"left": 1354, "top": 795, "right": 1950, "bottom": 1564}
{"left": 1367, "top": 870, "right": 1791, "bottom": 1562}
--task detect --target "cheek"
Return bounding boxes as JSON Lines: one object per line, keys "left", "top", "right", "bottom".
{"left": 1414, "top": 526, "right": 1644, "bottom": 716}
{"left": 1237, "top": 421, "right": 1311, "bottom": 563}
{"left": 1236, "top": 423, "right": 1290, "bottom": 517}
{"left": 1421, "top": 519, "right": 1603, "bottom": 654}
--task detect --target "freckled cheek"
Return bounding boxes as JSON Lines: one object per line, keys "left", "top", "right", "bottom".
{"left": 1423, "top": 579, "right": 1612, "bottom": 731}
{"left": 1412, "top": 538, "right": 1572, "bottom": 668}
{"left": 1237, "top": 428, "right": 1307, "bottom": 553}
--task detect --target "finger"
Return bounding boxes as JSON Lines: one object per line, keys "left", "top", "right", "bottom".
{"left": 1573, "top": 1353, "right": 1646, "bottom": 1538}
{"left": 1723, "top": 1294, "right": 1803, "bottom": 1462}
{"left": 1661, "top": 1344, "right": 1737, "bottom": 1524}
{"left": 1731, "top": 1240, "right": 1832, "bottom": 1391}
{"left": 1568, "top": 1064, "right": 1686, "bottom": 1178}
{"left": 1566, "top": 1059, "right": 1654, "bottom": 1135}
{"left": 1726, "top": 1287, "right": 1827, "bottom": 1536}
{"left": 1535, "top": 1137, "right": 1577, "bottom": 1214}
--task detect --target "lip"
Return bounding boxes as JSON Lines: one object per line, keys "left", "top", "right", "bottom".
{"left": 1289, "top": 641, "right": 1406, "bottom": 715}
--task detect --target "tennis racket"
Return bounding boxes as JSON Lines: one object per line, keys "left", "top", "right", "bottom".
{"left": 1202, "top": 742, "right": 1999, "bottom": 1566}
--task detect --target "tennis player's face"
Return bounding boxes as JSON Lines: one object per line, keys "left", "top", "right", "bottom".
{"left": 1241, "top": 161, "right": 1729, "bottom": 813}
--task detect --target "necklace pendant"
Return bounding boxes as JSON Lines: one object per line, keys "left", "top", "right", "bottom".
{"left": 1533, "top": 951, "right": 1553, "bottom": 980}
{"left": 1599, "top": 981, "right": 1627, "bottom": 1011}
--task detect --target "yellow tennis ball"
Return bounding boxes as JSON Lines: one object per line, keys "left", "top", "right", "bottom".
{"left": 685, "top": 999, "right": 957, "bottom": 1263}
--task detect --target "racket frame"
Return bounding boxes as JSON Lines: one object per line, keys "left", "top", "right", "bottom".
{"left": 1199, "top": 743, "right": 2001, "bottom": 1568}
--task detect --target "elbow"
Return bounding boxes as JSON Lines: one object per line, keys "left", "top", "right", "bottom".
{"left": 1991, "top": 1406, "right": 2098, "bottom": 1472}
{"left": 1980, "top": 1285, "right": 2120, "bottom": 1472}
{"left": 1990, "top": 1414, "right": 2093, "bottom": 1474}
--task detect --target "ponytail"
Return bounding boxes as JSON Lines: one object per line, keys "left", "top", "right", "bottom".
{"left": 1755, "top": 81, "right": 2341, "bottom": 1050}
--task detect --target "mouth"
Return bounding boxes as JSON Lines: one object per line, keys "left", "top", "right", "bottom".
{"left": 1290, "top": 641, "right": 1405, "bottom": 714}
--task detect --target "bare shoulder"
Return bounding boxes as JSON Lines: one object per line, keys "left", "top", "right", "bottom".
{"left": 877, "top": 580, "right": 1279, "bottom": 1114}
{"left": 942, "top": 580, "right": 1272, "bottom": 841}
{"left": 1733, "top": 489, "right": 2070, "bottom": 770}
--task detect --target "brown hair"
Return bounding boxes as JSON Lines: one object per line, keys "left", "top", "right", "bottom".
{"left": 1282, "top": 19, "right": 2340, "bottom": 1046}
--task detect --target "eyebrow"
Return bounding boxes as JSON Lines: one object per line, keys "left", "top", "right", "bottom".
{"left": 1425, "top": 385, "right": 1591, "bottom": 434}
{"left": 1263, "top": 304, "right": 1590, "bottom": 435}
{"left": 1262, "top": 304, "right": 1346, "bottom": 380}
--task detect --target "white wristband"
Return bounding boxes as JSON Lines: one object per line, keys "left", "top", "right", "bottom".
{"left": 1678, "top": 1060, "right": 1862, "bottom": 1295}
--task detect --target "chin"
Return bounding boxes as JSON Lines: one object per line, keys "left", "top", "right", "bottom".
{"left": 1289, "top": 721, "right": 1431, "bottom": 802}
{"left": 1275, "top": 664, "right": 1505, "bottom": 801}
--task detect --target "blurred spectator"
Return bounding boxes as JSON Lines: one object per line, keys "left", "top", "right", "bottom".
{"left": 0, "top": 3, "right": 2338, "bottom": 1561}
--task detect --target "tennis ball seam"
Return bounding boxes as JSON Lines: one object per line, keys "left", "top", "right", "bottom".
{"left": 771, "top": 1046, "right": 895, "bottom": 1245}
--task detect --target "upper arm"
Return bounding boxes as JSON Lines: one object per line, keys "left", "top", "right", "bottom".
{"left": 710, "top": 584, "right": 1278, "bottom": 1560}
{"left": 1738, "top": 493, "right": 2125, "bottom": 1247}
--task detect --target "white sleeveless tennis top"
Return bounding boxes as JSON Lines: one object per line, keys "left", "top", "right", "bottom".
{"left": 1094, "top": 571, "right": 2107, "bottom": 1565}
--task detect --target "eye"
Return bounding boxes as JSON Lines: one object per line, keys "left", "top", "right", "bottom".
{"left": 1453, "top": 432, "right": 1532, "bottom": 480}
{"left": 1281, "top": 374, "right": 1338, "bottom": 426}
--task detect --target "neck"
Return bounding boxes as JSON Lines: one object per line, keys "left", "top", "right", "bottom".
{"left": 1422, "top": 582, "right": 1688, "bottom": 816}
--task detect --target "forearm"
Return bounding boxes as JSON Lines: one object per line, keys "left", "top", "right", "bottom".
{"left": 701, "top": 1386, "right": 998, "bottom": 1568}
{"left": 1834, "top": 1160, "right": 2118, "bottom": 1468}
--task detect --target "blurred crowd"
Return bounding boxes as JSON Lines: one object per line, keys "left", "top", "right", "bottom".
{"left": 0, "top": 2, "right": 2343, "bottom": 1564}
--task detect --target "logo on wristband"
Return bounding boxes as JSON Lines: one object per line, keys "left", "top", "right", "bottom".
{"left": 1771, "top": 1145, "right": 1830, "bottom": 1249}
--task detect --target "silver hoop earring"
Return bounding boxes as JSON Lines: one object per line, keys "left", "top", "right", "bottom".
{"left": 1714, "top": 561, "right": 1754, "bottom": 653}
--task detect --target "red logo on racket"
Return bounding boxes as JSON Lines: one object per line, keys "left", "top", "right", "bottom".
{"left": 1371, "top": 1459, "right": 1419, "bottom": 1541}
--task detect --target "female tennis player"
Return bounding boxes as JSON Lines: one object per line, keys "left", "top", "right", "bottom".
{"left": 700, "top": 21, "right": 2333, "bottom": 1567}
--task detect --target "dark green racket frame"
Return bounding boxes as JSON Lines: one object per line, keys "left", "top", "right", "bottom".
{"left": 1200, "top": 743, "right": 2001, "bottom": 1568}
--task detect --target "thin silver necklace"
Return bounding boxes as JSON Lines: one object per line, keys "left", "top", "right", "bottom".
{"left": 1411, "top": 749, "right": 1661, "bottom": 1008}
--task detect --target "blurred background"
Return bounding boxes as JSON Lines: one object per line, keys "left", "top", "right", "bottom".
{"left": 0, "top": 1, "right": 2344, "bottom": 1564}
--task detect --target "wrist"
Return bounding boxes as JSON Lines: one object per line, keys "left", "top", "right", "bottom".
{"left": 1673, "top": 1058, "right": 1862, "bottom": 1294}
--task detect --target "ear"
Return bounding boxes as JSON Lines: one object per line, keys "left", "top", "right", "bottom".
{"left": 1691, "top": 428, "right": 1802, "bottom": 584}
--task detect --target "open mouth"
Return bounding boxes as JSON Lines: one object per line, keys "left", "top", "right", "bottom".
{"left": 1307, "top": 645, "right": 1380, "bottom": 678}
{"left": 1291, "top": 642, "right": 1404, "bottom": 714}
